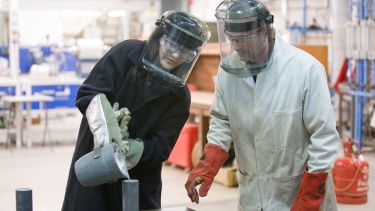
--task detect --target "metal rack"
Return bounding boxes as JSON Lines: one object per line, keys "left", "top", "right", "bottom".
{"left": 345, "top": 0, "right": 375, "bottom": 149}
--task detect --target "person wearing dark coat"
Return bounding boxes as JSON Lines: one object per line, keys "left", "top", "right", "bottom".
{"left": 61, "top": 11, "right": 210, "bottom": 211}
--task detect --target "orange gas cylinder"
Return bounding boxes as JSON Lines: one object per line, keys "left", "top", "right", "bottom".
{"left": 333, "top": 155, "right": 369, "bottom": 204}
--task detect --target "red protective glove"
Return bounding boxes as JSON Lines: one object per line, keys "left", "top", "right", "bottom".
{"left": 290, "top": 170, "right": 328, "bottom": 211}
{"left": 185, "top": 144, "right": 228, "bottom": 204}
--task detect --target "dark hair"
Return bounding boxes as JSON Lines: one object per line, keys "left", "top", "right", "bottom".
{"left": 140, "top": 28, "right": 164, "bottom": 63}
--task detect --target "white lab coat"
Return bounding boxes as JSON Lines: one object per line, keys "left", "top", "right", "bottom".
{"left": 208, "top": 34, "right": 339, "bottom": 211}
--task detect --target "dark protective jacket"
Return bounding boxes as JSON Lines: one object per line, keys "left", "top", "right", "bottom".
{"left": 62, "top": 39, "right": 191, "bottom": 211}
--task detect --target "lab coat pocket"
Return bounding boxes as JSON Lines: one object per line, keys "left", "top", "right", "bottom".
{"left": 237, "top": 168, "right": 257, "bottom": 210}
{"left": 270, "top": 173, "right": 303, "bottom": 209}
{"left": 272, "top": 107, "right": 303, "bottom": 149}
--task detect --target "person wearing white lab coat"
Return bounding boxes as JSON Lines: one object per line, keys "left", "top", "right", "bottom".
{"left": 185, "top": 0, "right": 339, "bottom": 210}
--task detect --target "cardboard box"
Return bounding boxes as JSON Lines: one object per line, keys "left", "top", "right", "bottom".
{"left": 214, "top": 166, "right": 238, "bottom": 187}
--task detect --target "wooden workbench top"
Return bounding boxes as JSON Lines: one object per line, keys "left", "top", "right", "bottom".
{"left": 191, "top": 91, "right": 214, "bottom": 108}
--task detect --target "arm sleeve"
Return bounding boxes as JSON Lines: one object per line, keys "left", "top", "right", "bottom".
{"left": 137, "top": 95, "right": 191, "bottom": 169}
{"left": 75, "top": 41, "right": 135, "bottom": 113}
{"left": 207, "top": 69, "right": 233, "bottom": 151}
{"left": 303, "top": 64, "right": 340, "bottom": 173}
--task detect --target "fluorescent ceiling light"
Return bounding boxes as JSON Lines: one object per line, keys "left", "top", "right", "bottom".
{"left": 108, "top": 10, "right": 126, "bottom": 18}
{"left": 62, "top": 10, "right": 101, "bottom": 17}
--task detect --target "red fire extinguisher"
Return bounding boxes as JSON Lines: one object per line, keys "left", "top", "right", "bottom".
{"left": 333, "top": 139, "right": 369, "bottom": 204}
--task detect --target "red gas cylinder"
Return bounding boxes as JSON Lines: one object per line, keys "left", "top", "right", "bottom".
{"left": 343, "top": 140, "right": 353, "bottom": 157}
{"left": 333, "top": 155, "right": 369, "bottom": 204}
{"left": 343, "top": 139, "right": 359, "bottom": 157}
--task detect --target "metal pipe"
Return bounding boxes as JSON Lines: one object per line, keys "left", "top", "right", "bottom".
{"left": 122, "top": 179, "right": 139, "bottom": 211}
{"left": 364, "top": 59, "right": 369, "bottom": 89}
{"left": 358, "top": 0, "right": 363, "bottom": 19}
{"left": 302, "top": 0, "right": 307, "bottom": 36}
{"left": 353, "top": 60, "right": 360, "bottom": 140}
{"left": 332, "top": 0, "right": 349, "bottom": 80}
{"left": 354, "top": 94, "right": 358, "bottom": 141}
{"left": 9, "top": 0, "right": 20, "bottom": 78}
{"left": 360, "top": 20, "right": 368, "bottom": 59}
{"left": 359, "top": 59, "right": 365, "bottom": 148}
{"left": 354, "top": 60, "right": 361, "bottom": 141}
{"left": 355, "top": 24, "right": 361, "bottom": 55}
{"left": 363, "top": 0, "right": 369, "bottom": 19}
{"left": 346, "top": 24, "right": 353, "bottom": 58}
{"left": 347, "top": 89, "right": 375, "bottom": 97}
{"left": 348, "top": 59, "right": 352, "bottom": 84}
{"left": 16, "top": 188, "right": 32, "bottom": 211}
{"left": 354, "top": 59, "right": 366, "bottom": 148}
{"left": 349, "top": 0, "right": 353, "bottom": 20}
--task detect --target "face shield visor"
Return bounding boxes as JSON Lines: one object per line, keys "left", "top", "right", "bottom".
{"left": 215, "top": 0, "right": 274, "bottom": 77}
{"left": 140, "top": 11, "right": 210, "bottom": 87}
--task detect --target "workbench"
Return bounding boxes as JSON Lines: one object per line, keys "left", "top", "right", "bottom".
{"left": 2, "top": 94, "right": 53, "bottom": 148}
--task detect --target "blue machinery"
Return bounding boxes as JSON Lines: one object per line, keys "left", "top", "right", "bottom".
{"left": 346, "top": 0, "right": 375, "bottom": 149}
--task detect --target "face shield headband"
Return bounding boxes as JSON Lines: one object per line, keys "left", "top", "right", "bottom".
{"left": 224, "top": 15, "right": 273, "bottom": 33}
{"left": 156, "top": 16, "right": 204, "bottom": 50}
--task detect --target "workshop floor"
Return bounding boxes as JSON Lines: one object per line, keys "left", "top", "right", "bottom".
{"left": 0, "top": 144, "right": 374, "bottom": 211}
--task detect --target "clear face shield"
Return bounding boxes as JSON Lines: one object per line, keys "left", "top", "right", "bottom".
{"left": 140, "top": 11, "right": 210, "bottom": 87}
{"left": 215, "top": 0, "right": 274, "bottom": 77}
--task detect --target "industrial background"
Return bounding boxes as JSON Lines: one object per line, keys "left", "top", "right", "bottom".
{"left": 0, "top": 0, "right": 374, "bottom": 210}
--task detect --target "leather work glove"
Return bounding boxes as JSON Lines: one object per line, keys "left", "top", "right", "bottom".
{"left": 122, "top": 138, "right": 144, "bottom": 170}
{"left": 290, "top": 169, "right": 328, "bottom": 211}
{"left": 185, "top": 143, "right": 228, "bottom": 203}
